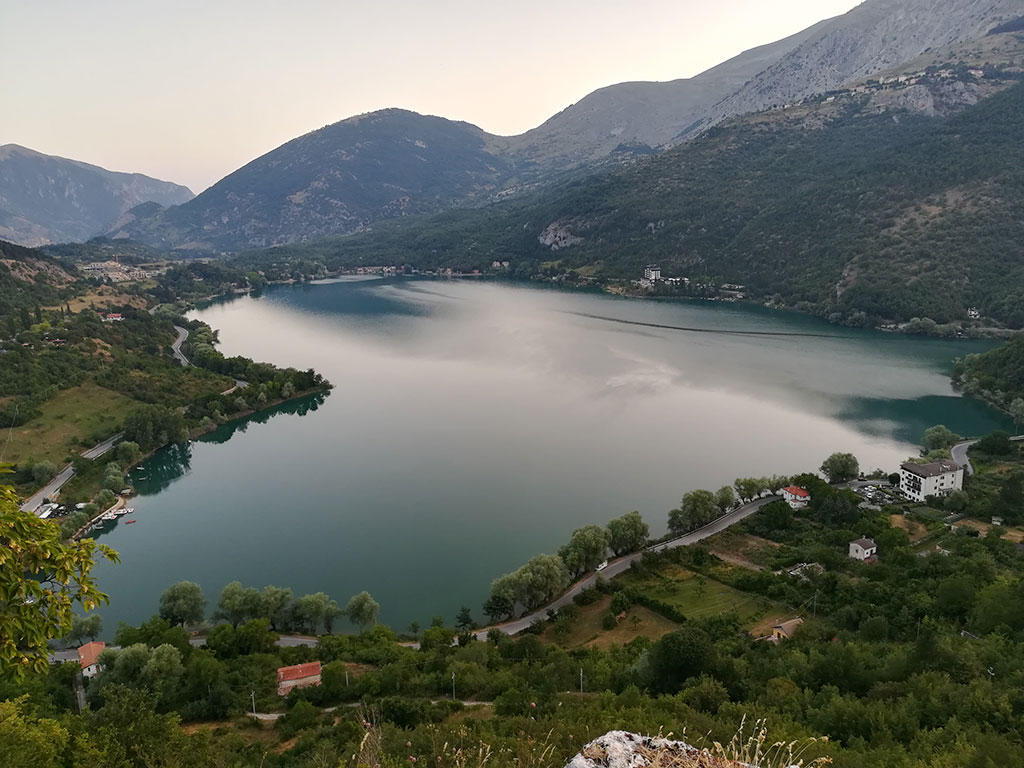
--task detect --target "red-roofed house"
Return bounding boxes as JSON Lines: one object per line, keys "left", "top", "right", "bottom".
{"left": 277, "top": 661, "right": 322, "bottom": 696}
{"left": 78, "top": 641, "right": 106, "bottom": 678}
{"left": 102, "top": 313, "right": 123, "bottom": 322}
{"left": 781, "top": 486, "right": 810, "bottom": 509}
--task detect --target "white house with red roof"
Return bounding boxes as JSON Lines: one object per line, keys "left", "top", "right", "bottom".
{"left": 780, "top": 486, "right": 810, "bottom": 509}
{"left": 77, "top": 641, "right": 106, "bottom": 678}
{"left": 277, "top": 661, "right": 322, "bottom": 696}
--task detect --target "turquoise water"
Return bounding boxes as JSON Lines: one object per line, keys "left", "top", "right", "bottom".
{"left": 88, "top": 279, "right": 1010, "bottom": 634}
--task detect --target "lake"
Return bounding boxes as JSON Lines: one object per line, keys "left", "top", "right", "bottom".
{"left": 89, "top": 278, "right": 1010, "bottom": 634}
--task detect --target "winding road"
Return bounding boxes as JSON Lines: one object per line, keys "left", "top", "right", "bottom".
{"left": 171, "top": 325, "right": 190, "bottom": 367}
{"left": 472, "top": 496, "right": 775, "bottom": 640}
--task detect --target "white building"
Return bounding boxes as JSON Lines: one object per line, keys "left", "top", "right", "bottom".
{"left": 644, "top": 265, "right": 661, "bottom": 282}
{"left": 848, "top": 537, "right": 877, "bottom": 561}
{"left": 899, "top": 460, "right": 964, "bottom": 502}
{"left": 780, "top": 486, "right": 810, "bottom": 509}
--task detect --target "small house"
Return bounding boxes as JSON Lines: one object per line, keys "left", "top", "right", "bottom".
{"left": 277, "top": 661, "right": 322, "bottom": 696}
{"left": 771, "top": 617, "right": 804, "bottom": 643}
{"left": 849, "top": 537, "right": 877, "bottom": 562}
{"left": 992, "top": 516, "right": 1004, "bottom": 527}
{"left": 780, "top": 486, "right": 810, "bottom": 509}
{"left": 78, "top": 641, "right": 106, "bottom": 679}
{"left": 102, "top": 313, "right": 123, "bottom": 322}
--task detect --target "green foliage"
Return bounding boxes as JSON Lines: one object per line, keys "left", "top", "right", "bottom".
{"left": 558, "top": 524, "right": 611, "bottom": 578}
{"left": 345, "top": 591, "right": 380, "bottom": 632}
{"left": 158, "top": 581, "right": 206, "bottom": 627}
{"left": 606, "top": 510, "right": 649, "bottom": 556}
{"left": 0, "top": 483, "right": 117, "bottom": 678}
{"left": 820, "top": 452, "right": 860, "bottom": 483}
{"left": 923, "top": 424, "right": 962, "bottom": 452}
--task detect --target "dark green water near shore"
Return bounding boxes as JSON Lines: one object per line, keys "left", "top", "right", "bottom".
{"left": 90, "top": 278, "right": 1011, "bottom": 634}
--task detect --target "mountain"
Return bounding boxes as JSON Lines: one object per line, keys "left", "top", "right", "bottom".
{"left": 108, "top": 0, "right": 1022, "bottom": 253}
{"left": 107, "top": 110, "right": 516, "bottom": 251}
{"left": 696, "top": 0, "right": 1023, "bottom": 134}
{"left": 239, "top": 41, "right": 1024, "bottom": 329}
{"left": 0, "top": 145, "right": 193, "bottom": 247}
{"left": 499, "top": 18, "right": 835, "bottom": 169}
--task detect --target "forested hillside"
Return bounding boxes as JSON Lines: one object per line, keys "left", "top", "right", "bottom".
{"left": 244, "top": 73, "right": 1024, "bottom": 328}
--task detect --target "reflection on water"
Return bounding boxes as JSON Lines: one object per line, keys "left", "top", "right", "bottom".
{"left": 89, "top": 279, "right": 1012, "bottom": 636}
{"left": 127, "top": 393, "right": 329, "bottom": 497}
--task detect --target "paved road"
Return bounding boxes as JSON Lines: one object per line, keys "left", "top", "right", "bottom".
{"left": 951, "top": 440, "right": 978, "bottom": 476}
{"left": 20, "top": 432, "right": 124, "bottom": 514}
{"left": 171, "top": 325, "right": 190, "bottom": 367}
{"left": 473, "top": 496, "right": 775, "bottom": 640}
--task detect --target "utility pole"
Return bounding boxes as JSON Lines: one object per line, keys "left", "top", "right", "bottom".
{"left": 345, "top": 669, "right": 350, "bottom": 686}
{"left": 579, "top": 668, "right": 584, "bottom": 694}
{"left": 451, "top": 671, "right": 456, "bottom": 701}
{"left": 250, "top": 690, "right": 256, "bottom": 716}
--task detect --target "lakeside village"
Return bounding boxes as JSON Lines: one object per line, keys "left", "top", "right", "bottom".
{"left": 59, "top": 454, "right": 980, "bottom": 685}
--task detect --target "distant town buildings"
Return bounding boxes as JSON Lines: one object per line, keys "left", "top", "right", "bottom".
{"left": 848, "top": 537, "right": 878, "bottom": 562}
{"left": 780, "top": 486, "right": 810, "bottom": 509}
{"left": 967, "top": 307, "right": 981, "bottom": 319}
{"left": 78, "top": 641, "right": 105, "bottom": 679}
{"left": 277, "top": 661, "right": 322, "bottom": 696}
{"left": 899, "top": 460, "right": 964, "bottom": 502}
{"left": 644, "top": 265, "right": 662, "bottom": 282}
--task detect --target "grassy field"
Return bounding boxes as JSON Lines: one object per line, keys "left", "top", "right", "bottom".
{"left": 704, "top": 530, "right": 780, "bottom": 570}
{"left": 1, "top": 383, "right": 140, "bottom": 467}
{"left": 542, "top": 595, "right": 681, "bottom": 649}
{"left": 620, "top": 564, "right": 777, "bottom": 625}
{"left": 47, "top": 285, "right": 148, "bottom": 313}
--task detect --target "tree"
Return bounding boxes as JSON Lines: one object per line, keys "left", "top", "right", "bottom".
{"left": 923, "top": 425, "right": 962, "bottom": 452}
{"left": 672, "top": 490, "right": 718, "bottom": 534}
{"left": 0, "top": 698, "right": 69, "bottom": 768}
{"left": 158, "top": 581, "right": 206, "bottom": 626}
{"left": 946, "top": 489, "right": 969, "bottom": 513}
{"left": 345, "top": 591, "right": 380, "bottom": 631}
{"left": 734, "top": 478, "right": 765, "bottom": 502}
{"left": 977, "top": 430, "right": 1014, "bottom": 455}
{"left": 295, "top": 592, "right": 337, "bottom": 634}
{"left": 115, "top": 441, "right": 141, "bottom": 465}
{"left": 649, "top": 627, "right": 716, "bottom": 692}
{"left": 483, "top": 593, "right": 514, "bottom": 623}
{"left": 607, "top": 510, "right": 649, "bottom": 556}
{"left": 455, "top": 606, "right": 476, "bottom": 630}
{"left": 820, "top": 452, "right": 859, "bottom": 483}
{"left": 215, "top": 581, "right": 262, "bottom": 628}
{"left": 63, "top": 613, "right": 103, "bottom": 647}
{"left": 518, "top": 554, "right": 570, "bottom": 609}
{"left": 0, "top": 482, "right": 117, "bottom": 678}
{"left": 714, "top": 485, "right": 736, "bottom": 512}
{"left": 1011, "top": 398, "right": 1024, "bottom": 431}
{"left": 31, "top": 461, "right": 58, "bottom": 485}
{"left": 259, "top": 585, "right": 294, "bottom": 630}
{"left": 558, "top": 524, "right": 610, "bottom": 577}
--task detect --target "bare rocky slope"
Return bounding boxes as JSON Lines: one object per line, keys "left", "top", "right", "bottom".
{"left": 0, "top": 144, "right": 193, "bottom": 247}
{"left": 695, "top": 0, "right": 1022, "bottom": 135}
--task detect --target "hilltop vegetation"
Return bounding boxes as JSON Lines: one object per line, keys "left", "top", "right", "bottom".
{"left": 0, "top": 239, "right": 329, "bottom": 498}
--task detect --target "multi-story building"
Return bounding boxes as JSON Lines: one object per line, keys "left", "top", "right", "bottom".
{"left": 899, "top": 460, "right": 964, "bottom": 502}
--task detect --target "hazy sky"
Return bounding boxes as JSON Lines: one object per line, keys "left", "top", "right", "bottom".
{"left": 2, "top": 0, "right": 861, "bottom": 192}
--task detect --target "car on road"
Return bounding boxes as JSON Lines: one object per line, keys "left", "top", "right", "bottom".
{"left": 596, "top": 560, "right": 609, "bottom": 571}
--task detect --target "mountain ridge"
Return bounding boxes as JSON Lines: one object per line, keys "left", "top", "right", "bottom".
{"left": 0, "top": 144, "right": 193, "bottom": 247}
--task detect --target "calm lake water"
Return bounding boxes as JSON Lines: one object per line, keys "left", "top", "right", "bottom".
{"left": 90, "top": 278, "right": 1010, "bottom": 634}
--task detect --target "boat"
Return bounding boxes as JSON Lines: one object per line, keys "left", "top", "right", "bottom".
{"left": 125, "top": 519, "right": 136, "bottom": 524}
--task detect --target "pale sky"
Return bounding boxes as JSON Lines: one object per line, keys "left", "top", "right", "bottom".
{"left": 2, "top": 0, "right": 862, "bottom": 193}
